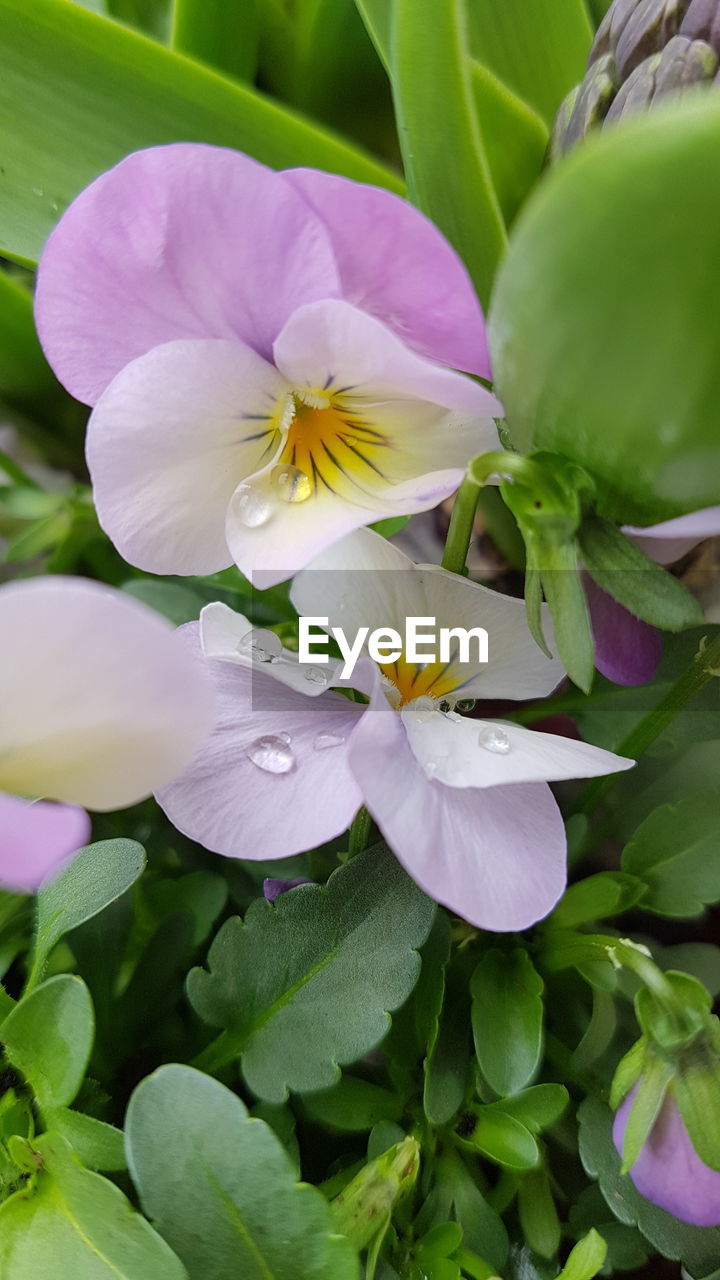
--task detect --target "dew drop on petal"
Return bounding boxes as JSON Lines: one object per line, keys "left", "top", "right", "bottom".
{"left": 278, "top": 732, "right": 292, "bottom": 745}
{"left": 232, "top": 483, "right": 273, "bottom": 528}
{"left": 478, "top": 726, "right": 511, "bottom": 755}
{"left": 313, "top": 731, "right": 345, "bottom": 751}
{"left": 455, "top": 698, "right": 477, "bottom": 714}
{"left": 408, "top": 695, "right": 437, "bottom": 722}
{"left": 246, "top": 735, "right": 296, "bottom": 774}
{"left": 304, "top": 666, "right": 329, "bottom": 687}
{"left": 271, "top": 463, "right": 312, "bottom": 505}
{"left": 237, "top": 627, "right": 283, "bottom": 664}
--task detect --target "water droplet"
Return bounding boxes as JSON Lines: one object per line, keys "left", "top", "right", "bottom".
{"left": 455, "top": 698, "right": 477, "bottom": 714}
{"left": 408, "top": 695, "right": 437, "bottom": 722}
{"left": 314, "top": 731, "right": 344, "bottom": 751}
{"left": 50, "top": 200, "right": 59, "bottom": 215}
{"left": 232, "top": 483, "right": 273, "bottom": 528}
{"left": 246, "top": 735, "right": 296, "bottom": 774}
{"left": 304, "top": 665, "right": 329, "bottom": 687}
{"left": 271, "top": 463, "right": 312, "bottom": 505}
{"left": 278, "top": 732, "right": 292, "bottom": 745}
{"left": 478, "top": 726, "right": 511, "bottom": 755}
{"left": 237, "top": 628, "right": 282, "bottom": 664}
{"left": 31, "top": 186, "right": 44, "bottom": 198}
{"left": 438, "top": 697, "right": 456, "bottom": 714}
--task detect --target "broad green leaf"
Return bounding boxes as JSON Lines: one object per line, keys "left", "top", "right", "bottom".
{"left": 621, "top": 790, "right": 720, "bottom": 917}
{"left": 172, "top": 0, "right": 259, "bottom": 82}
{"left": 463, "top": 1109, "right": 540, "bottom": 1171}
{"left": 489, "top": 1084, "right": 569, "bottom": 1135}
{"left": 579, "top": 516, "right": 704, "bottom": 631}
{"left": 469, "top": 60, "right": 548, "bottom": 226}
{"left": 471, "top": 950, "right": 544, "bottom": 1096}
{"left": 390, "top": 0, "right": 506, "bottom": 308}
{"left": 518, "top": 1167, "right": 561, "bottom": 1259}
{"left": 354, "top": 0, "right": 390, "bottom": 70}
{"left": 549, "top": 872, "right": 646, "bottom": 929}
{"left": 556, "top": 1229, "right": 607, "bottom": 1280}
{"left": 126, "top": 1064, "right": 358, "bottom": 1279}
{"left": 1, "top": 976, "right": 93, "bottom": 1111}
{"left": 0, "top": 0, "right": 401, "bottom": 267}
{"left": 490, "top": 100, "right": 720, "bottom": 525}
{"left": 302, "top": 1077, "right": 403, "bottom": 1131}
{"left": 0, "top": 271, "right": 58, "bottom": 404}
{"left": 578, "top": 1097, "right": 720, "bottom": 1274}
{"left": 466, "top": 0, "right": 593, "bottom": 125}
{"left": 188, "top": 844, "right": 435, "bottom": 1101}
{"left": 30, "top": 838, "right": 145, "bottom": 987}
{"left": 0, "top": 1132, "right": 185, "bottom": 1278}
{"left": 44, "top": 1107, "right": 126, "bottom": 1170}
{"left": 423, "top": 974, "right": 471, "bottom": 1127}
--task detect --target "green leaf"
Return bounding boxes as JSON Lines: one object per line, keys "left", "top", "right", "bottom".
{"left": 433, "top": 1151, "right": 509, "bottom": 1273}
{"left": 518, "top": 1167, "right": 561, "bottom": 1259}
{"left": 556, "top": 1229, "right": 607, "bottom": 1280}
{"left": 44, "top": 1108, "right": 126, "bottom": 1171}
{"left": 621, "top": 790, "right": 720, "bottom": 917}
{"left": 30, "top": 838, "right": 145, "bottom": 988}
{"left": 490, "top": 100, "right": 720, "bottom": 525}
{"left": 578, "top": 1096, "right": 720, "bottom": 1275}
{"left": 579, "top": 516, "right": 704, "bottom": 631}
{"left": 424, "top": 972, "right": 471, "bottom": 1127}
{"left": 549, "top": 872, "right": 646, "bottom": 929}
{"left": 188, "top": 844, "right": 435, "bottom": 1101}
{"left": 126, "top": 1064, "right": 359, "bottom": 1280}
{"left": 489, "top": 1084, "right": 569, "bottom": 1135}
{"left": 0, "top": 0, "right": 401, "bottom": 267}
{"left": 0, "top": 1132, "right": 185, "bottom": 1278}
{"left": 390, "top": 0, "right": 506, "bottom": 308}
{"left": 466, "top": 0, "right": 593, "bottom": 125}
{"left": 172, "top": 0, "right": 259, "bottom": 83}
{"left": 302, "top": 1077, "right": 403, "bottom": 1131}
{"left": 1, "top": 976, "right": 93, "bottom": 1111}
{"left": 463, "top": 1109, "right": 540, "bottom": 1171}
{"left": 469, "top": 60, "right": 548, "bottom": 227}
{"left": 471, "top": 949, "right": 544, "bottom": 1096}
{"left": 121, "top": 578, "right": 205, "bottom": 627}
{"left": 0, "top": 271, "right": 58, "bottom": 404}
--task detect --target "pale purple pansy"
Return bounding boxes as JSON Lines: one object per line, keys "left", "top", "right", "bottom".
{"left": 0, "top": 577, "right": 213, "bottom": 893}
{"left": 588, "top": 505, "right": 720, "bottom": 686}
{"left": 614, "top": 1086, "right": 720, "bottom": 1227}
{"left": 35, "top": 143, "right": 502, "bottom": 587}
{"left": 157, "top": 531, "right": 633, "bottom": 931}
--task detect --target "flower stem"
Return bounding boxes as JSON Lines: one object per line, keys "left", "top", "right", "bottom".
{"left": 441, "top": 472, "right": 481, "bottom": 574}
{"left": 571, "top": 631, "right": 720, "bottom": 818}
{"left": 348, "top": 807, "right": 373, "bottom": 858}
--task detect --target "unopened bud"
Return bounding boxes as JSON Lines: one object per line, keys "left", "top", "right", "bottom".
{"left": 329, "top": 1136, "right": 420, "bottom": 1251}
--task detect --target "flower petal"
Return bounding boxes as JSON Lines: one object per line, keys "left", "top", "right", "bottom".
{"left": 346, "top": 686, "right": 566, "bottom": 931}
{"left": 0, "top": 577, "right": 213, "bottom": 809}
{"left": 36, "top": 143, "right": 340, "bottom": 405}
{"left": 285, "top": 168, "right": 492, "bottom": 377}
{"left": 614, "top": 1090, "right": 720, "bottom": 1227}
{"left": 157, "top": 624, "right": 364, "bottom": 858}
{"left": 400, "top": 706, "right": 634, "bottom": 789}
{"left": 199, "top": 602, "right": 340, "bottom": 695}
{"left": 0, "top": 793, "right": 90, "bottom": 894}
{"left": 585, "top": 577, "right": 663, "bottom": 687}
{"left": 624, "top": 505, "right": 720, "bottom": 565}
{"left": 86, "top": 339, "right": 289, "bottom": 575}
{"left": 291, "top": 529, "right": 564, "bottom": 699}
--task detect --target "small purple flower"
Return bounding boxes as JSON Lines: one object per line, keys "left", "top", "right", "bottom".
{"left": 588, "top": 506, "right": 720, "bottom": 686}
{"left": 614, "top": 1086, "right": 720, "bottom": 1227}
{"left": 157, "top": 530, "right": 632, "bottom": 932}
{"left": 0, "top": 577, "right": 213, "bottom": 893}
{"left": 35, "top": 144, "right": 502, "bottom": 586}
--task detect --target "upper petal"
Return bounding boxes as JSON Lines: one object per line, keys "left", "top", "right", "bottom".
{"left": 624, "top": 505, "right": 720, "bottom": 565}
{"left": 36, "top": 143, "right": 340, "bottom": 405}
{"left": 614, "top": 1090, "right": 720, "bottom": 1227}
{"left": 0, "top": 793, "right": 91, "bottom": 894}
{"left": 400, "top": 706, "right": 634, "bottom": 790}
{"left": 86, "top": 338, "right": 289, "bottom": 575}
{"left": 346, "top": 686, "right": 566, "bottom": 931}
{"left": 0, "top": 577, "right": 213, "bottom": 809}
{"left": 157, "top": 623, "right": 364, "bottom": 858}
{"left": 284, "top": 168, "right": 492, "bottom": 377}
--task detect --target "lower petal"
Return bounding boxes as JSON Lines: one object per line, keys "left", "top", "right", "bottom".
{"left": 347, "top": 691, "right": 566, "bottom": 931}
{"left": 0, "top": 793, "right": 90, "bottom": 893}
{"left": 156, "top": 624, "right": 364, "bottom": 859}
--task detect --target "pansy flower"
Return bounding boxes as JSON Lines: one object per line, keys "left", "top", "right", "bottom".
{"left": 157, "top": 531, "right": 632, "bottom": 930}
{"left": 35, "top": 144, "right": 502, "bottom": 585}
{"left": 0, "top": 577, "right": 212, "bottom": 892}
{"left": 588, "top": 505, "right": 720, "bottom": 685}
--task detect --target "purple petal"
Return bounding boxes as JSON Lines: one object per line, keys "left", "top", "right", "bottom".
{"left": 347, "top": 684, "right": 566, "bottom": 931}
{"left": 584, "top": 576, "right": 663, "bottom": 686}
{"left": 36, "top": 144, "right": 340, "bottom": 405}
{"left": 285, "top": 168, "right": 492, "bottom": 377}
{"left": 263, "top": 877, "right": 311, "bottom": 902}
{"left": 156, "top": 624, "right": 364, "bottom": 859}
{"left": 625, "top": 506, "right": 720, "bottom": 565}
{"left": 0, "top": 793, "right": 90, "bottom": 893}
{"left": 614, "top": 1089, "right": 720, "bottom": 1227}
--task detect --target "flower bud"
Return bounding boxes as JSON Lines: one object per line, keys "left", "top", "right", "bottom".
{"left": 329, "top": 1136, "right": 420, "bottom": 1251}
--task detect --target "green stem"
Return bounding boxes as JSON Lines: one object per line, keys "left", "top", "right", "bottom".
{"left": 441, "top": 471, "right": 481, "bottom": 574}
{"left": 348, "top": 807, "right": 373, "bottom": 857}
{"left": 190, "top": 1029, "right": 243, "bottom": 1076}
{"left": 572, "top": 631, "right": 720, "bottom": 817}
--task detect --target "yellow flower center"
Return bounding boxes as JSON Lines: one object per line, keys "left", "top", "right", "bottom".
{"left": 379, "top": 654, "right": 464, "bottom": 707}
{"left": 273, "top": 390, "right": 393, "bottom": 503}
